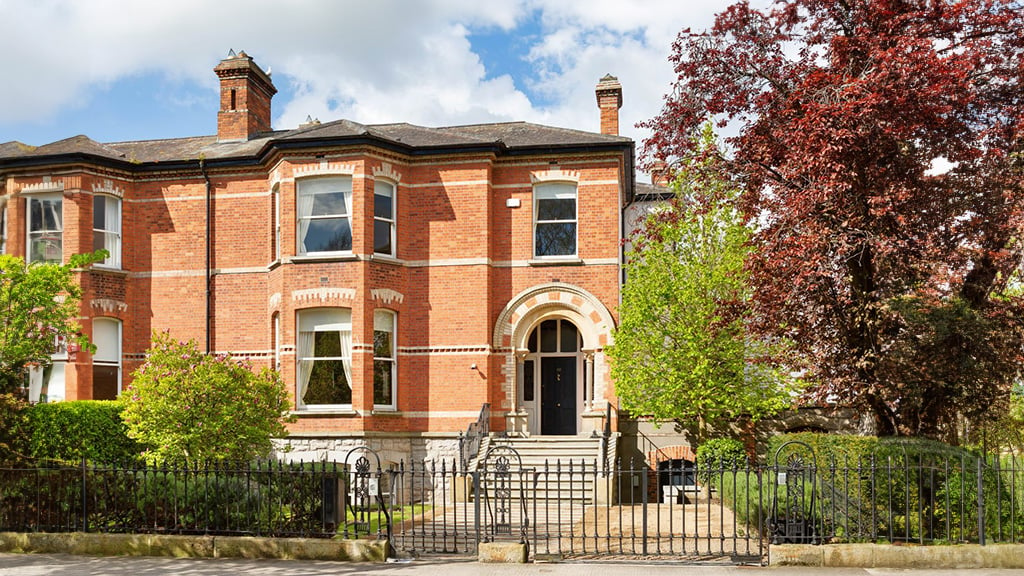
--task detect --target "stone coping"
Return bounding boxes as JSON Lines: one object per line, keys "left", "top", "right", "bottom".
{"left": 0, "top": 532, "right": 387, "bottom": 562}
{"left": 771, "top": 543, "right": 1024, "bottom": 569}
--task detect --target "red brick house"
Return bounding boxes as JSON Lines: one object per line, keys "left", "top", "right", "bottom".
{"left": 0, "top": 52, "right": 633, "bottom": 462}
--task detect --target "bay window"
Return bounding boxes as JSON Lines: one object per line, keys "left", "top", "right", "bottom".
{"left": 93, "top": 195, "right": 121, "bottom": 267}
{"left": 373, "top": 310, "right": 396, "bottom": 408}
{"left": 374, "top": 180, "right": 395, "bottom": 256}
{"left": 297, "top": 177, "right": 352, "bottom": 255}
{"left": 92, "top": 318, "right": 122, "bottom": 400}
{"left": 27, "top": 194, "right": 62, "bottom": 263}
{"left": 297, "top": 308, "right": 352, "bottom": 409}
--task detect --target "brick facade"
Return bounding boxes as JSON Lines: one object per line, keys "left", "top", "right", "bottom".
{"left": 0, "top": 53, "right": 634, "bottom": 460}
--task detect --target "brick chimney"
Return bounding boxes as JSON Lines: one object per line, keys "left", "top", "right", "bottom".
{"left": 214, "top": 50, "right": 277, "bottom": 141}
{"left": 595, "top": 74, "right": 623, "bottom": 136}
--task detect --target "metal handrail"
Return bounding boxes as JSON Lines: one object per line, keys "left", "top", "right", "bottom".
{"left": 459, "top": 403, "right": 490, "bottom": 469}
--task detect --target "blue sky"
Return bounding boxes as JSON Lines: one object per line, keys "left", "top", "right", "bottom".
{"left": 0, "top": 1, "right": 733, "bottom": 162}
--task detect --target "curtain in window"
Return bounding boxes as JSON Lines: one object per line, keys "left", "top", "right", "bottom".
{"left": 339, "top": 328, "right": 353, "bottom": 391}
{"left": 297, "top": 190, "right": 314, "bottom": 254}
{"left": 103, "top": 198, "right": 120, "bottom": 265}
{"left": 297, "top": 331, "right": 314, "bottom": 403}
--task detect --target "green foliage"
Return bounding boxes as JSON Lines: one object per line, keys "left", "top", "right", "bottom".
{"left": 609, "top": 126, "right": 800, "bottom": 430}
{"left": 27, "top": 401, "right": 142, "bottom": 463}
{"left": 0, "top": 393, "right": 30, "bottom": 461}
{"left": 980, "top": 384, "right": 1024, "bottom": 455}
{"left": 934, "top": 456, "right": 1024, "bottom": 543}
{"left": 756, "top": 433, "right": 1021, "bottom": 543}
{"left": 0, "top": 253, "right": 102, "bottom": 395}
{"left": 696, "top": 438, "right": 747, "bottom": 469}
{"left": 121, "top": 332, "right": 293, "bottom": 466}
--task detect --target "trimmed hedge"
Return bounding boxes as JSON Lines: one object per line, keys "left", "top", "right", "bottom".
{"left": 27, "top": 401, "right": 142, "bottom": 463}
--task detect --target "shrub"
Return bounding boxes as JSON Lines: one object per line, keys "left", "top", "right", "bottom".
{"left": 760, "top": 432, "right": 1012, "bottom": 543}
{"left": 0, "top": 394, "right": 31, "bottom": 461}
{"left": 696, "top": 437, "right": 747, "bottom": 475}
{"left": 121, "top": 332, "right": 293, "bottom": 466}
{"left": 28, "top": 400, "right": 142, "bottom": 463}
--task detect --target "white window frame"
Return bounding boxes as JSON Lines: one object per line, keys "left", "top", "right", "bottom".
{"left": 92, "top": 317, "right": 122, "bottom": 399}
{"left": 272, "top": 312, "right": 281, "bottom": 371}
{"left": 533, "top": 182, "right": 578, "bottom": 258}
{"left": 273, "top": 184, "right": 281, "bottom": 262}
{"left": 296, "top": 308, "right": 353, "bottom": 411}
{"left": 26, "top": 193, "right": 63, "bottom": 264}
{"left": 373, "top": 309, "right": 397, "bottom": 410}
{"left": 93, "top": 194, "right": 121, "bottom": 268}
{"left": 296, "top": 177, "right": 353, "bottom": 256}
{"left": 373, "top": 179, "right": 396, "bottom": 257}
{"left": 27, "top": 335, "right": 68, "bottom": 403}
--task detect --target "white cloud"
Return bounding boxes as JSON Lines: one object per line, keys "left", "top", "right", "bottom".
{"left": 0, "top": 0, "right": 737, "bottom": 164}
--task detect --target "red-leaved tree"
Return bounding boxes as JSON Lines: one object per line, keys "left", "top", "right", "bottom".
{"left": 643, "top": 0, "right": 1024, "bottom": 438}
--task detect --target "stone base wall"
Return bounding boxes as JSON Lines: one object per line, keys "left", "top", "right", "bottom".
{"left": 272, "top": 435, "right": 460, "bottom": 466}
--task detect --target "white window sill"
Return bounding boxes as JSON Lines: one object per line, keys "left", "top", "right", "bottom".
{"left": 292, "top": 408, "right": 359, "bottom": 417}
{"left": 528, "top": 257, "right": 583, "bottom": 267}
{"left": 90, "top": 265, "right": 128, "bottom": 275}
{"left": 289, "top": 253, "right": 358, "bottom": 263}
{"left": 370, "top": 254, "right": 400, "bottom": 265}
{"left": 371, "top": 408, "right": 399, "bottom": 415}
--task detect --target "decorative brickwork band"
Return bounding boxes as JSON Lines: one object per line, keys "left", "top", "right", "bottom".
{"left": 530, "top": 167, "right": 580, "bottom": 184}
{"left": 291, "top": 287, "right": 356, "bottom": 304}
{"left": 293, "top": 162, "right": 356, "bottom": 178}
{"left": 370, "top": 288, "right": 404, "bottom": 305}
{"left": 91, "top": 180, "right": 125, "bottom": 198}
{"left": 372, "top": 162, "right": 403, "bottom": 183}
{"left": 90, "top": 298, "right": 128, "bottom": 313}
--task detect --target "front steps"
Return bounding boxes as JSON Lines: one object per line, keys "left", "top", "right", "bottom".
{"left": 470, "top": 435, "right": 611, "bottom": 505}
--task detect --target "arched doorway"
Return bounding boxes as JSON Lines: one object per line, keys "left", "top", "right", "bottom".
{"left": 519, "top": 318, "right": 583, "bottom": 435}
{"left": 493, "top": 282, "right": 617, "bottom": 437}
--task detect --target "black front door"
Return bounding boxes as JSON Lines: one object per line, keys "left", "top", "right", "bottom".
{"left": 541, "top": 356, "right": 576, "bottom": 435}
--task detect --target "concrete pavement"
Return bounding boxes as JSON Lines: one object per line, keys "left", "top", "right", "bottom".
{"left": 3, "top": 554, "right": 1024, "bottom": 575}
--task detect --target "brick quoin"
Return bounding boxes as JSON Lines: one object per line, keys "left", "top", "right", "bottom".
{"left": 0, "top": 52, "right": 641, "bottom": 457}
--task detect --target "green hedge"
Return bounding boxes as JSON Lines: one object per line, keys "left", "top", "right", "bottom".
{"left": 755, "top": 433, "right": 1021, "bottom": 543}
{"left": 27, "top": 401, "right": 142, "bottom": 463}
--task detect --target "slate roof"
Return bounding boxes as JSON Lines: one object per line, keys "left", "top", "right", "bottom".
{"left": 0, "top": 119, "right": 631, "bottom": 167}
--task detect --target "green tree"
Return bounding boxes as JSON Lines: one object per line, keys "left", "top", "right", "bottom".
{"left": 609, "top": 128, "right": 799, "bottom": 432}
{"left": 0, "top": 253, "right": 96, "bottom": 395}
{"left": 121, "top": 332, "right": 293, "bottom": 466}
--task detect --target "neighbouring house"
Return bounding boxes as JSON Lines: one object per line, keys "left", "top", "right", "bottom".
{"left": 0, "top": 52, "right": 634, "bottom": 464}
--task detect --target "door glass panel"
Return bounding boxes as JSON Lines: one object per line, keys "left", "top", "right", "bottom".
{"left": 523, "top": 360, "right": 534, "bottom": 402}
{"left": 540, "top": 319, "right": 558, "bottom": 352}
{"left": 560, "top": 321, "right": 578, "bottom": 352}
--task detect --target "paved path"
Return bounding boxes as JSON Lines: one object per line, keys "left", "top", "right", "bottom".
{"left": 2, "top": 553, "right": 1024, "bottom": 575}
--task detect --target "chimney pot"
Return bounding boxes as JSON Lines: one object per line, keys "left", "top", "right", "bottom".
{"left": 214, "top": 50, "right": 277, "bottom": 141}
{"left": 595, "top": 74, "right": 623, "bottom": 136}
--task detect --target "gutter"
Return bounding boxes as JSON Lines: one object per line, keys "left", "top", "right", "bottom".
{"left": 199, "top": 158, "right": 212, "bottom": 354}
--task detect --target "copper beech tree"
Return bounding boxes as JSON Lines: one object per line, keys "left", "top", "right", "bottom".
{"left": 643, "top": 0, "right": 1024, "bottom": 438}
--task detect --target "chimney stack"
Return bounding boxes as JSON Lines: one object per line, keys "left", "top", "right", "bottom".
{"left": 214, "top": 50, "right": 277, "bottom": 141}
{"left": 595, "top": 74, "right": 623, "bottom": 136}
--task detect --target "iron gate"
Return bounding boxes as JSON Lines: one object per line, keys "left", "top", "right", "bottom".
{"left": 387, "top": 447, "right": 766, "bottom": 563}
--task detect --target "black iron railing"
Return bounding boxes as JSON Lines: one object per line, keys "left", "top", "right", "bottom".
{"left": 0, "top": 458, "right": 359, "bottom": 538}
{"left": 5, "top": 446, "right": 1024, "bottom": 561}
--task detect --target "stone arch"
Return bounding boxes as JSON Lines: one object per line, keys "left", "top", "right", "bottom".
{"left": 492, "top": 282, "right": 615, "bottom": 352}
